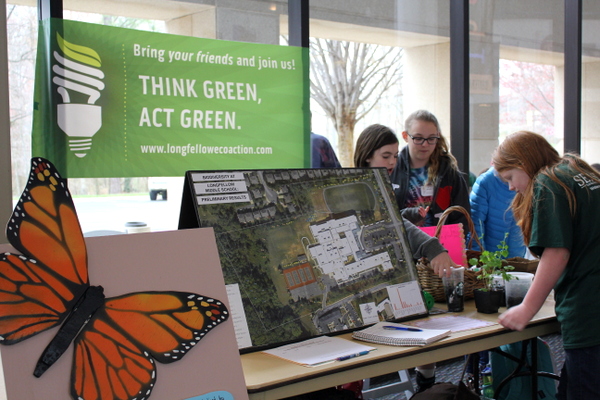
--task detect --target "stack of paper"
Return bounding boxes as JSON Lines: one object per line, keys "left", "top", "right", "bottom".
{"left": 352, "top": 322, "right": 450, "bottom": 347}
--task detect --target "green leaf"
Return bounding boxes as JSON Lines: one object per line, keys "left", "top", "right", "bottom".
{"left": 56, "top": 32, "right": 102, "bottom": 67}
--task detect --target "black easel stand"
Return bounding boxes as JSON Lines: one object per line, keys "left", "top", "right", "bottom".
{"left": 491, "top": 338, "right": 560, "bottom": 400}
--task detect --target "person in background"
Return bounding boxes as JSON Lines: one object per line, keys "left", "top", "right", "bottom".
{"left": 468, "top": 171, "right": 477, "bottom": 190}
{"left": 354, "top": 124, "right": 399, "bottom": 173}
{"left": 390, "top": 109, "right": 471, "bottom": 228}
{"left": 390, "top": 111, "right": 470, "bottom": 390}
{"left": 354, "top": 124, "right": 457, "bottom": 275}
{"left": 470, "top": 166, "right": 527, "bottom": 259}
{"left": 494, "top": 131, "right": 600, "bottom": 399}
{"left": 311, "top": 132, "right": 341, "bottom": 168}
{"left": 355, "top": 124, "right": 457, "bottom": 393}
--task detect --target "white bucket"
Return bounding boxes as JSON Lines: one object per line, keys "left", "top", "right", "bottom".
{"left": 505, "top": 272, "right": 534, "bottom": 308}
{"left": 125, "top": 221, "right": 151, "bottom": 234}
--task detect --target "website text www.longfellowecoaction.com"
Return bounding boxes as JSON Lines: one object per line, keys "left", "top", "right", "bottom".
{"left": 140, "top": 143, "right": 273, "bottom": 157}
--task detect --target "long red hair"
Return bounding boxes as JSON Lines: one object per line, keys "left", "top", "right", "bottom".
{"left": 493, "top": 131, "right": 600, "bottom": 245}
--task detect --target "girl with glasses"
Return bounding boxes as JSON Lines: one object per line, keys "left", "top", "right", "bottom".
{"left": 354, "top": 123, "right": 457, "bottom": 277}
{"left": 353, "top": 124, "right": 458, "bottom": 393}
{"left": 390, "top": 109, "right": 470, "bottom": 228}
{"left": 389, "top": 110, "right": 471, "bottom": 391}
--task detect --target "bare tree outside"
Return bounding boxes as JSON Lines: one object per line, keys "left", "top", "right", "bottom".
{"left": 7, "top": 5, "right": 37, "bottom": 195}
{"left": 310, "top": 38, "right": 402, "bottom": 166}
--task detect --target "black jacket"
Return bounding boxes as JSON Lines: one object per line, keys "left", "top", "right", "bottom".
{"left": 390, "top": 146, "right": 471, "bottom": 227}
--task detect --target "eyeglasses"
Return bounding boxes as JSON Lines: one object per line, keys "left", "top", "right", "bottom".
{"left": 407, "top": 133, "right": 440, "bottom": 145}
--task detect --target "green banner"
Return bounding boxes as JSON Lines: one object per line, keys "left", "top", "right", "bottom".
{"left": 32, "top": 19, "right": 310, "bottom": 178}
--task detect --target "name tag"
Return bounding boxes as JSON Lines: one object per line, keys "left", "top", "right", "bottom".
{"left": 421, "top": 184, "right": 434, "bottom": 197}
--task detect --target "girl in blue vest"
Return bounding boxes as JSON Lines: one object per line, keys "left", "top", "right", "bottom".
{"left": 470, "top": 166, "right": 527, "bottom": 258}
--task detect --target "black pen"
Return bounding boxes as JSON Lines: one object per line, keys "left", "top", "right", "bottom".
{"left": 383, "top": 325, "right": 423, "bottom": 332}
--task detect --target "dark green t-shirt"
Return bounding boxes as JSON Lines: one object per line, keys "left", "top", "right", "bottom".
{"left": 530, "top": 163, "right": 600, "bottom": 349}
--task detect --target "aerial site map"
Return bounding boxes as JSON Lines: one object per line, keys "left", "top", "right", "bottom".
{"left": 182, "top": 168, "right": 427, "bottom": 351}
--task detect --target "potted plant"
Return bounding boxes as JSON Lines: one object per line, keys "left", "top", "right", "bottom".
{"left": 469, "top": 234, "right": 515, "bottom": 314}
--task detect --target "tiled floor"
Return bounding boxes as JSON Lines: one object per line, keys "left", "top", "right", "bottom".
{"left": 369, "top": 333, "right": 564, "bottom": 400}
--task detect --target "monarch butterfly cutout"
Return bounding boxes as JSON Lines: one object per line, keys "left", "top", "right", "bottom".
{"left": 1, "top": 158, "right": 229, "bottom": 400}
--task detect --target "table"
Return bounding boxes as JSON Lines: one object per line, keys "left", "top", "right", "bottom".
{"left": 241, "top": 296, "right": 559, "bottom": 400}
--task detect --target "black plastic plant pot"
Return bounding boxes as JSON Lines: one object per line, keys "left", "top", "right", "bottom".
{"left": 474, "top": 288, "right": 505, "bottom": 314}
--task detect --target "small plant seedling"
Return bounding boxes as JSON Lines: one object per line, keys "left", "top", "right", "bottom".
{"left": 468, "top": 233, "right": 515, "bottom": 292}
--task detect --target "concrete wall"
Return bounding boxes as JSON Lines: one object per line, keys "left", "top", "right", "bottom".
{"left": 402, "top": 42, "right": 450, "bottom": 134}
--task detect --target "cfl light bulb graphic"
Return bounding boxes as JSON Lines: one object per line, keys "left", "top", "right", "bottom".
{"left": 53, "top": 34, "right": 105, "bottom": 158}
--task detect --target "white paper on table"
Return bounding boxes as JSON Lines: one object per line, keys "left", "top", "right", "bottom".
{"left": 262, "top": 336, "right": 376, "bottom": 367}
{"left": 410, "top": 316, "right": 495, "bottom": 332}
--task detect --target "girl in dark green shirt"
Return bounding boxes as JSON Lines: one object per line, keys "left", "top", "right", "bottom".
{"left": 493, "top": 130, "right": 600, "bottom": 400}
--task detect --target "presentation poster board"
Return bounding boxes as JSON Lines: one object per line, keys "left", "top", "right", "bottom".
{"left": 32, "top": 18, "right": 309, "bottom": 178}
{"left": 0, "top": 229, "right": 249, "bottom": 400}
{"left": 179, "top": 168, "right": 428, "bottom": 352}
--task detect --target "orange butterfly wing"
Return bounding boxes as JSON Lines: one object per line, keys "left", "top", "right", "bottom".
{"left": 72, "top": 292, "right": 229, "bottom": 400}
{"left": 0, "top": 158, "right": 88, "bottom": 343}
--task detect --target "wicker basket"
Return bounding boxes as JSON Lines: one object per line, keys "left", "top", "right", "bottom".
{"left": 416, "top": 206, "right": 486, "bottom": 302}
{"left": 503, "top": 257, "right": 539, "bottom": 273}
{"left": 417, "top": 261, "right": 482, "bottom": 301}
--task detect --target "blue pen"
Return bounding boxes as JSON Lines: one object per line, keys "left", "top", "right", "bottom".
{"left": 383, "top": 325, "right": 423, "bottom": 332}
{"left": 336, "top": 350, "right": 371, "bottom": 361}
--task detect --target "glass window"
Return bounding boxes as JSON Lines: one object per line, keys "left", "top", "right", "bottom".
{"left": 469, "top": 0, "right": 564, "bottom": 176}
{"left": 7, "top": 0, "right": 289, "bottom": 234}
{"left": 8, "top": 4, "right": 38, "bottom": 198}
{"left": 308, "top": 1, "right": 450, "bottom": 168}
{"left": 499, "top": 59, "right": 555, "bottom": 141}
{"left": 582, "top": 0, "right": 600, "bottom": 167}
{"left": 7, "top": 1, "right": 590, "bottom": 234}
